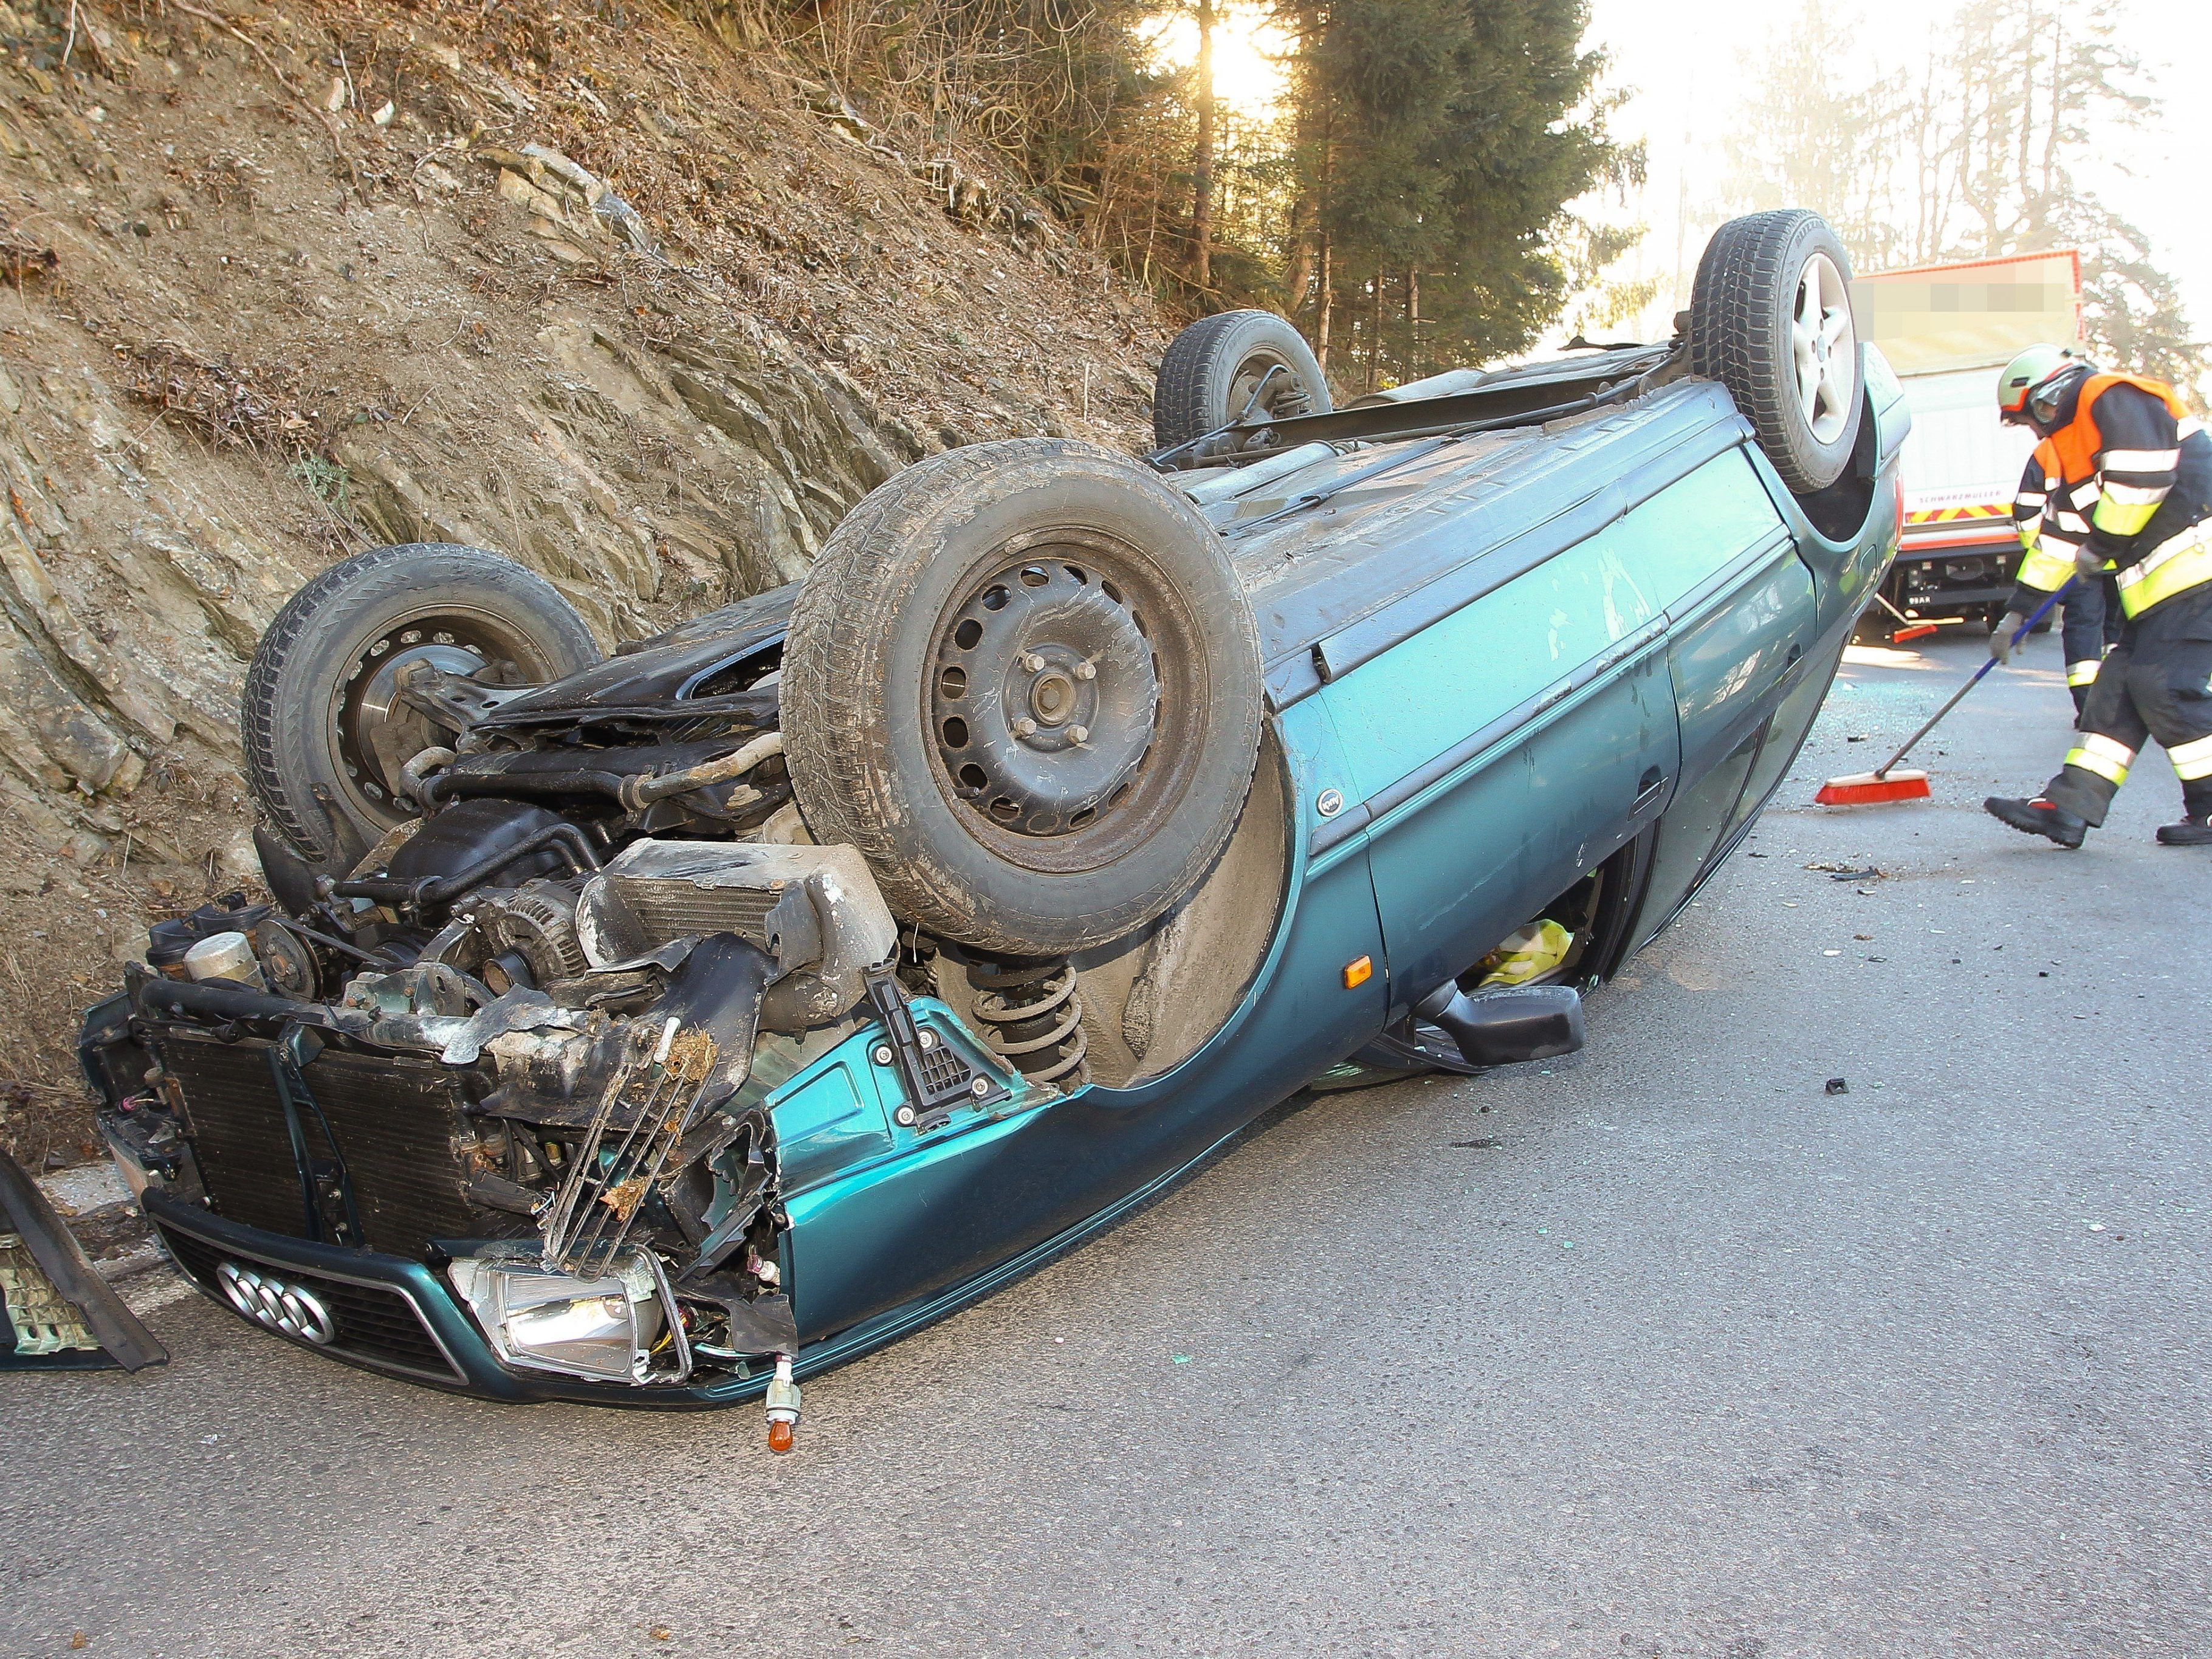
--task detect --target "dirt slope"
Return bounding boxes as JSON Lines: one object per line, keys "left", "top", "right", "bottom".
{"left": 0, "top": 0, "right": 1169, "bottom": 1165}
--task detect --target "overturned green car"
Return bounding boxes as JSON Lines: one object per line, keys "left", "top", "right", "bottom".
{"left": 78, "top": 210, "right": 1903, "bottom": 1435}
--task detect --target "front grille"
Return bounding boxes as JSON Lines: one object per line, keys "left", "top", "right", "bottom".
{"left": 159, "top": 1035, "right": 494, "bottom": 1257}
{"left": 159, "top": 1223, "right": 464, "bottom": 1382}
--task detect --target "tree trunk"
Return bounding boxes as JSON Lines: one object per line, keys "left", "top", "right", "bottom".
{"left": 1280, "top": 2, "right": 1323, "bottom": 317}
{"left": 1367, "top": 267, "right": 1382, "bottom": 393}
{"left": 1193, "top": 0, "right": 1215, "bottom": 292}
{"left": 1407, "top": 267, "right": 1421, "bottom": 377}
{"left": 1316, "top": 233, "right": 1333, "bottom": 374}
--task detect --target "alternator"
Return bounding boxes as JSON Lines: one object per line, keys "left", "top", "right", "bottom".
{"left": 483, "top": 880, "right": 588, "bottom": 984}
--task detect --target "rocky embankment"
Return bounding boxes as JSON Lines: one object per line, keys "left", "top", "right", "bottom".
{"left": 0, "top": 0, "right": 1168, "bottom": 1161}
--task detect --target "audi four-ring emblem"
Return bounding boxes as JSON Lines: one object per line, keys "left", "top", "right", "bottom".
{"left": 215, "top": 1260, "right": 337, "bottom": 1345}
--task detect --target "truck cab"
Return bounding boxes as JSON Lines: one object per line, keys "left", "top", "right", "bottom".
{"left": 1853, "top": 250, "right": 2083, "bottom": 639}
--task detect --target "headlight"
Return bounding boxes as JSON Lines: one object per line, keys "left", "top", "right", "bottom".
{"left": 448, "top": 1248, "right": 690, "bottom": 1384}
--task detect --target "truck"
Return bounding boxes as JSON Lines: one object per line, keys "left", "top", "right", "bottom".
{"left": 1852, "top": 249, "right": 2083, "bottom": 637}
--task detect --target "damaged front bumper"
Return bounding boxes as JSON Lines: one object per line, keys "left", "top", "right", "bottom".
{"left": 122, "top": 989, "right": 1043, "bottom": 1407}
{"left": 143, "top": 1190, "right": 783, "bottom": 1407}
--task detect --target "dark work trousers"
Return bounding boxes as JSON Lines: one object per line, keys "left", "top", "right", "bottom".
{"left": 2043, "top": 583, "right": 2212, "bottom": 824}
{"left": 2061, "top": 573, "right": 2126, "bottom": 719}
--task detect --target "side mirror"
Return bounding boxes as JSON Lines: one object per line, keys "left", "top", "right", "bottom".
{"left": 1413, "top": 982, "right": 1585, "bottom": 1069}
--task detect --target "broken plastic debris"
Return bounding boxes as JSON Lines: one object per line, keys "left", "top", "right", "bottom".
{"left": 1824, "top": 1077, "right": 1849, "bottom": 1094}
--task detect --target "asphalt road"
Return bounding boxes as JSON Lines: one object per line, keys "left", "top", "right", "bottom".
{"left": 6, "top": 629, "right": 2210, "bottom": 1659}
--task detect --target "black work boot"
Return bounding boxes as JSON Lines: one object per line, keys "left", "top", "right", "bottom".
{"left": 2155, "top": 816, "right": 2212, "bottom": 846}
{"left": 1984, "top": 795, "right": 2089, "bottom": 848}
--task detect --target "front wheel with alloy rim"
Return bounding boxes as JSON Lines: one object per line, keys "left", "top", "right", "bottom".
{"left": 781, "top": 439, "right": 1265, "bottom": 957}
{"left": 242, "top": 542, "right": 601, "bottom": 865}
{"left": 1689, "top": 209, "right": 1864, "bottom": 495}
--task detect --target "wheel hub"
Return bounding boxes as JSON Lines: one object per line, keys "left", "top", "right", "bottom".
{"left": 1229, "top": 351, "right": 1317, "bottom": 423}
{"left": 933, "top": 560, "right": 1158, "bottom": 836}
{"left": 341, "top": 633, "right": 489, "bottom": 805}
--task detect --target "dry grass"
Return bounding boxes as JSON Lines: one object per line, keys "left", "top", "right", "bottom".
{"left": 120, "top": 343, "right": 321, "bottom": 452}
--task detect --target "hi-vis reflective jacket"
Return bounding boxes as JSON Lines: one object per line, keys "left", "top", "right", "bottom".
{"left": 2007, "top": 373, "right": 2212, "bottom": 620}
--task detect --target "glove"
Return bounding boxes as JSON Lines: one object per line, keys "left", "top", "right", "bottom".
{"left": 1989, "top": 611, "right": 2027, "bottom": 663}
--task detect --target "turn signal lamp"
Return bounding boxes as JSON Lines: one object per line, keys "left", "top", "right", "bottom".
{"left": 1342, "top": 955, "right": 1373, "bottom": 989}
{"left": 766, "top": 1353, "right": 802, "bottom": 1452}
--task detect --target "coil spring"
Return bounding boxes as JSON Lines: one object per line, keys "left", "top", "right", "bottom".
{"left": 966, "top": 959, "right": 1089, "bottom": 1088}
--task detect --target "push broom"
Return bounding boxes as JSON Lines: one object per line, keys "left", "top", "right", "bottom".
{"left": 1815, "top": 581, "right": 2072, "bottom": 806}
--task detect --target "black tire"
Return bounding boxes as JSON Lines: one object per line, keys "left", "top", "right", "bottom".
{"left": 782, "top": 438, "right": 1264, "bottom": 957}
{"left": 242, "top": 543, "right": 600, "bottom": 864}
{"left": 1689, "top": 210, "right": 1864, "bottom": 494}
{"left": 1153, "top": 309, "right": 1331, "bottom": 450}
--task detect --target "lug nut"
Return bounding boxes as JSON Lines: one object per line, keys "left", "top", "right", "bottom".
{"left": 1021, "top": 652, "right": 1045, "bottom": 672}
{"left": 1070, "top": 725, "right": 1089, "bottom": 744}
{"left": 1013, "top": 716, "right": 1038, "bottom": 737}
{"left": 1073, "top": 660, "right": 1096, "bottom": 681}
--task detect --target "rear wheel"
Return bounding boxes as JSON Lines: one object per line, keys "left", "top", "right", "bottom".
{"left": 1153, "top": 310, "right": 1331, "bottom": 451}
{"left": 781, "top": 439, "right": 1264, "bottom": 957}
{"left": 242, "top": 543, "right": 600, "bottom": 864}
{"left": 1690, "top": 210, "right": 1863, "bottom": 493}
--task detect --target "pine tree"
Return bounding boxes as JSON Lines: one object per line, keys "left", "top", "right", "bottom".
{"left": 1296, "top": 0, "right": 1626, "bottom": 387}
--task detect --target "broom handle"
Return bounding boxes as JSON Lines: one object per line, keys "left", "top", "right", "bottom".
{"left": 1874, "top": 582, "right": 2072, "bottom": 779}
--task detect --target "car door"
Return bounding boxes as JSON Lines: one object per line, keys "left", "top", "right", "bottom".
{"left": 1316, "top": 526, "right": 1680, "bottom": 1008}
{"left": 1619, "top": 452, "right": 1814, "bottom": 947}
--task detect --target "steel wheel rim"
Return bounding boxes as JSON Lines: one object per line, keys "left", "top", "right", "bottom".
{"left": 328, "top": 606, "right": 550, "bottom": 831}
{"left": 926, "top": 527, "right": 1207, "bottom": 875}
{"left": 1791, "top": 252, "right": 1858, "bottom": 445}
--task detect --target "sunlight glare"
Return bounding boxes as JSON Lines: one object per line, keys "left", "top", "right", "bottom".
{"left": 1142, "top": 4, "right": 1293, "bottom": 122}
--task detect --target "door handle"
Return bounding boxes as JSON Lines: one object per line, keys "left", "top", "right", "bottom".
{"left": 1785, "top": 642, "right": 1802, "bottom": 665}
{"left": 1633, "top": 766, "right": 1666, "bottom": 809}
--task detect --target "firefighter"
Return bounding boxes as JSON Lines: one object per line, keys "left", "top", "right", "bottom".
{"left": 1984, "top": 345, "right": 2212, "bottom": 848}
{"left": 1999, "top": 427, "right": 2122, "bottom": 719}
